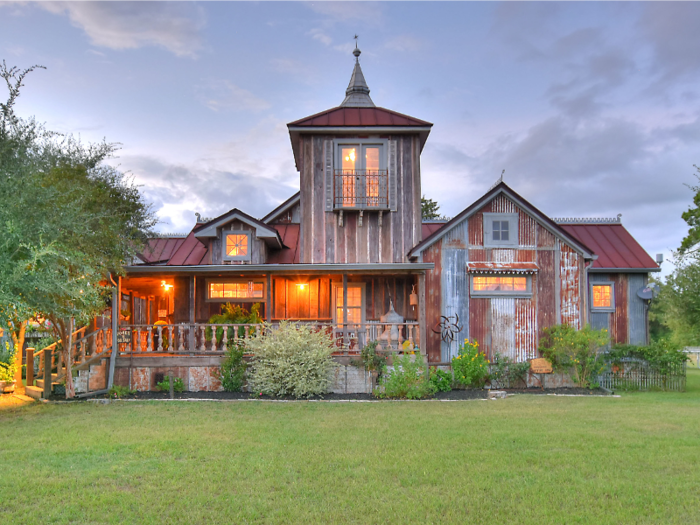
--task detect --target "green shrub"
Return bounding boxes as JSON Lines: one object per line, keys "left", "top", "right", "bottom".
{"left": 429, "top": 367, "right": 453, "bottom": 392}
{"left": 452, "top": 339, "right": 489, "bottom": 388}
{"left": 488, "top": 353, "right": 531, "bottom": 389}
{"left": 0, "top": 340, "right": 17, "bottom": 383}
{"left": 156, "top": 377, "right": 185, "bottom": 393}
{"left": 108, "top": 385, "right": 135, "bottom": 399}
{"left": 246, "top": 322, "right": 338, "bottom": 398}
{"left": 351, "top": 340, "right": 387, "bottom": 380}
{"left": 217, "top": 340, "right": 247, "bottom": 392}
{"left": 539, "top": 324, "right": 609, "bottom": 388}
{"left": 206, "top": 303, "right": 262, "bottom": 342}
{"left": 376, "top": 352, "right": 435, "bottom": 399}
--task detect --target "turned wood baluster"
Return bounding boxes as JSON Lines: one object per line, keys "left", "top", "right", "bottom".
{"left": 157, "top": 326, "right": 163, "bottom": 352}
{"left": 134, "top": 329, "right": 140, "bottom": 353}
{"left": 408, "top": 325, "right": 415, "bottom": 350}
{"left": 222, "top": 326, "right": 228, "bottom": 352}
{"left": 147, "top": 327, "right": 153, "bottom": 352}
{"left": 244, "top": 325, "right": 250, "bottom": 341}
{"left": 398, "top": 325, "right": 404, "bottom": 351}
{"left": 233, "top": 326, "right": 239, "bottom": 344}
{"left": 178, "top": 325, "right": 184, "bottom": 352}
{"left": 200, "top": 325, "right": 206, "bottom": 352}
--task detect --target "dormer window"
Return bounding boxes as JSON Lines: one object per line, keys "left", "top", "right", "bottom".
{"left": 223, "top": 231, "right": 251, "bottom": 262}
{"left": 334, "top": 139, "right": 388, "bottom": 210}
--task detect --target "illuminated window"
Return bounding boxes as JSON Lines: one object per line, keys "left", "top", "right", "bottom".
{"left": 591, "top": 282, "right": 615, "bottom": 311}
{"left": 334, "top": 285, "right": 364, "bottom": 326}
{"left": 208, "top": 280, "right": 264, "bottom": 301}
{"left": 334, "top": 140, "right": 387, "bottom": 209}
{"left": 483, "top": 213, "right": 518, "bottom": 247}
{"left": 471, "top": 275, "right": 531, "bottom": 296}
{"left": 222, "top": 231, "right": 251, "bottom": 261}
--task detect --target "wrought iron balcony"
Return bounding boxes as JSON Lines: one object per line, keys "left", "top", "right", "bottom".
{"left": 333, "top": 169, "right": 389, "bottom": 210}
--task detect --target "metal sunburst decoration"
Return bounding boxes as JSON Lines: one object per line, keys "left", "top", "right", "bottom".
{"left": 432, "top": 314, "right": 463, "bottom": 343}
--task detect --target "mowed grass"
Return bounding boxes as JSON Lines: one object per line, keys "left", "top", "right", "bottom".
{"left": 1, "top": 372, "right": 699, "bottom": 525}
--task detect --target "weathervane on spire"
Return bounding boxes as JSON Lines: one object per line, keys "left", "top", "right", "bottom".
{"left": 353, "top": 35, "right": 361, "bottom": 61}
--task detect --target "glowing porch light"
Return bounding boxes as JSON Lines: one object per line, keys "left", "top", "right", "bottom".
{"left": 161, "top": 280, "right": 173, "bottom": 291}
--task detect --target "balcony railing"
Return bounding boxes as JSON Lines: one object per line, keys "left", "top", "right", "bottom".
{"left": 333, "top": 169, "right": 389, "bottom": 210}
{"left": 117, "top": 322, "right": 421, "bottom": 356}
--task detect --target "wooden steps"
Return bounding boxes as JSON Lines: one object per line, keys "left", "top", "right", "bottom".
{"left": 24, "top": 385, "right": 44, "bottom": 400}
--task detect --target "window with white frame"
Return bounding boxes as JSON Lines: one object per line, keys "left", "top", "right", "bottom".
{"left": 483, "top": 213, "right": 518, "bottom": 247}
{"left": 333, "top": 284, "right": 365, "bottom": 326}
{"left": 334, "top": 139, "right": 388, "bottom": 209}
{"left": 470, "top": 274, "right": 532, "bottom": 296}
{"left": 590, "top": 282, "right": 615, "bottom": 312}
{"left": 222, "top": 231, "right": 251, "bottom": 262}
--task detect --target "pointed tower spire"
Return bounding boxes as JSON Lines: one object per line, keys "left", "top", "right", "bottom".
{"left": 340, "top": 40, "right": 375, "bottom": 108}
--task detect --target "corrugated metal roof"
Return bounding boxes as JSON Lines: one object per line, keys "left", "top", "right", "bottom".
{"left": 166, "top": 231, "right": 209, "bottom": 266}
{"left": 267, "top": 224, "right": 300, "bottom": 264}
{"left": 421, "top": 222, "right": 445, "bottom": 239}
{"left": 139, "top": 237, "right": 186, "bottom": 264}
{"left": 560, "top": 224, "right": 659, "bottom": 271}
{"left": 467, "top": 262, "right": 539, "bottom": 273}
{"left": 288, "top": 106, "right": 432, "bottom": 127}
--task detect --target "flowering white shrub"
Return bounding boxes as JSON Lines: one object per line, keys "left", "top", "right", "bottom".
{"left": 246, "top": 322, "right": 338, "bottom": 398}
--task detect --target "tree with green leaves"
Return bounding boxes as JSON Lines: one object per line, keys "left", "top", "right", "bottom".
{"left": 0, "top": 61, "right": 156, "bottom": 397}
{"left": 421, "top": 195, "right": 441, "bottom": 219}
{"left": 650, "top": 165, "right": 700, "bottom": 346}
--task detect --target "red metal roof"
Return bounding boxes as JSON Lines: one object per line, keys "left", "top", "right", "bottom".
{"left": 267, "top": 224, "right": 300, "bottom": 264}
{"left": 422, "top": 222, "right": 445, "bottom": 239}
{"left": 559, "top": 224, "right": 658, "bottom": 270}
{"left": 139, "top": 237, "right": 186, "bottom": 264}
{"left": 166, "top": 231, "right": 209, "bottom": 266}
{"left": 288, "top": 106, "right": 432, "bottom": 127}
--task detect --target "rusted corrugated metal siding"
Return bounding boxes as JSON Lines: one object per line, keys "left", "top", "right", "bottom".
{"left": 423, "top": 241, "right": 442, "bottom": 363}
{"left": 469, "top": 297, "right": 490, "bottom": 356}
{"left": 515, "top": 293, "right": 538, "bottom": 360}
{"left": 440, "top": 220, "right": 469, "bottom": 361}
{"left": 537, "top": 251, "right": 556, "bottom": 334}
{"left": 559, "top": 243, "right": 581, "bottom": 328}
{"left": 490, "top": 297, "right": 516, "bottom": 360}
{"left": 611, "top": 273, "right": 628, "bottom": 345}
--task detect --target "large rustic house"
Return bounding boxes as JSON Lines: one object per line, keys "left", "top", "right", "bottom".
{"left": 26, "top": 47, "right": 660, "bottom": 396}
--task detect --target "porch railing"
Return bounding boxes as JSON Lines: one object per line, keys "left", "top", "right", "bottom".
{"left": 333, "top": 169, "right": 389, "bottom": 209}
{"left": 118, "top": 322, "right": 421, "bottom": 355}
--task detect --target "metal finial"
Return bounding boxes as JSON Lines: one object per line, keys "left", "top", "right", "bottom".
{"left": 499, "top": 169, "right": 505, "bottom": 183}
{"left": 353, "top": 35, "right": 361, "bottom": 61}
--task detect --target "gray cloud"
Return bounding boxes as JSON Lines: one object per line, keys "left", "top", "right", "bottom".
{"left": 195, "top": 80, "right": 271, "bottom": 113}
{"left": 119, "top": 154, "right": 298, "bottom": 233}
{"left": 41, "top": 2, "right": 206, "bottom": 57}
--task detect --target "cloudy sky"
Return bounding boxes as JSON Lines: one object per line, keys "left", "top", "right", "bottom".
{"left": 2, "top": 2, "right": 699, "bottom": 275}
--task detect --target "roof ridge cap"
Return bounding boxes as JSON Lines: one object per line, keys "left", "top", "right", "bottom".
{"left": 554, "top": 214, "right": 622, "bottom": 225}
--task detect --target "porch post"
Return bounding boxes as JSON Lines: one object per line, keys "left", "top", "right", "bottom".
{"left": 418, "top": 273, "right": 427, "bottom": 358}
{"left": 188, "top": 276, "right": 195, "bottom": 354}
{"left": 108, "top": 275, "right": 120, "bottom": 389}
{"left": 342, "top": 273, "right": 348, "bottom": 348}
{"left": 25, "top": 347, "right": 34, "bottom": 387}
{"left": 266, "top": 274, "right": 272, "bottom": 322}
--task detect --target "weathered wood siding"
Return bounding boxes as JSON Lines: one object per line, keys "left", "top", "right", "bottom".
{"left": 423, "top": 193, "right": 584, "bottom": 362}
{"left": 298, "top": 135, "right": 422, "bottom": 263}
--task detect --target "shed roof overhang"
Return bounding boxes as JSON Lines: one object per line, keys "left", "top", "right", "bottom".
{"left": 125, "top": 262, "right": 434, "bottom": 276}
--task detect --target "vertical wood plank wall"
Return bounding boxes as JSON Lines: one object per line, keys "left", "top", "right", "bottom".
{"left": 299, "top": 135, "right": 422, "bottom": 264}
{"left": 424, "top": 193, "right": 585, "bottom": 363}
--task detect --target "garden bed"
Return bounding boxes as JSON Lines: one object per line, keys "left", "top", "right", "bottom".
{"left": 46, "top": 386, "right": 610, "bottom": 402}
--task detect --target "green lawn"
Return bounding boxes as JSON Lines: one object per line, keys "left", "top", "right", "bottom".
{"left": 2, "top": 372, "right": 699, "bottom": 525}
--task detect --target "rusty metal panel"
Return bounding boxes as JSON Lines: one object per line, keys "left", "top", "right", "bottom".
{"left": 468, "top": 213, "right": 483, "bottom": 246}
{"left": 469, "top": 297, "right": 490, "bottom": 357}
{"left": 559, "top": 244, "right": 581, "bottom": 328}
{"left": 423, "top": 241, "right": 442, "bottom": 363}
{"left": 440, "top": 220, "right": 469, "bottom": 361}
{"left": 537, "top": 251, "right": 556, "bottom": 334}
{"left": 469, "top": 248, "right": 486, "bottom": 262}
{"left": 611, "top": 273, "right": 628, "bottom": 345}
{"left": 519, "top": 209, "right": 537, "bottom": 248}
{"left": 537, "top": 227, "right": 556, "bottom": 248}
{"left": 515, "top": 296, "right": 537, "bottom": 361}
{"left": 516, "top": 250, "right": 537, "bottom": 263}
{"left": 491, "top": 194, "right": 517, "bottom": 213}
{"left": 628, "top": 273, "right": 647, "bottom": 344}
{"left": 491, "top": 249, "right": 516, "bottom": 263}
{"left": 490, "top": 297, "right": 516, "bottom": 360}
